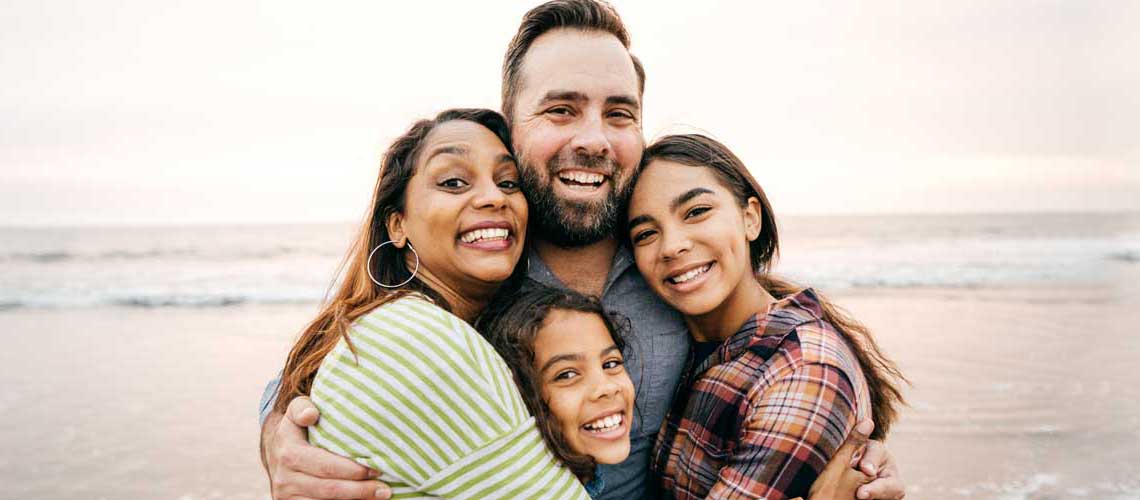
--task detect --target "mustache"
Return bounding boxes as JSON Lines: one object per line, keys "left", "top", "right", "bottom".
{"left": 547, "top": 151, "right": 616, "bottom": 175}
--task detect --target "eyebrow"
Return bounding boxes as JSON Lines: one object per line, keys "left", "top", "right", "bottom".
{"left": 423, "top": 145, "right": 470, "bottom": 165}
{"left": 496, "top": 153, "right": 517, "bottom": 165}
{"left": 538, "top": 91, "right": 641, "bottom": 112}
{"left": 540, "top": 353, "right": 582, "bottom": 375}
{"left": 627, "top": 188, "right": 715, "bottom": 229}
{"left": 672, "top": 187, "right": 714, "bottom": 211}
{"left": 539, "top": 344, "right": 621, "bottom": 375}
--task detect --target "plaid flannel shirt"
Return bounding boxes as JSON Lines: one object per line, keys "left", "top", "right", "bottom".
{"left": 652, "top": 288, "right": 871, "bottom": 500}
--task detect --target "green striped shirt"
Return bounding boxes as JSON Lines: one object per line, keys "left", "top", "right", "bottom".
{"left": 309, "top": 294, "right": 590, "bottom": 500}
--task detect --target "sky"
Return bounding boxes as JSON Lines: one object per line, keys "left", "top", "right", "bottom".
{"left": 1, "top": 0, "right": 1137, "bottom": 226}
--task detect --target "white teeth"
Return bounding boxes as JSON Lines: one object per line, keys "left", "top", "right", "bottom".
{"left": 559, "top": 171, "right": 605, "bottom": 185}
{"left": 584, "top": 413, "right": 623, "bottom": 431}
{"left": 460, "top": 227, "right": 509, "bottom": 243}
{"left": 669, "top": 263, "right": 712, "bottom": 284}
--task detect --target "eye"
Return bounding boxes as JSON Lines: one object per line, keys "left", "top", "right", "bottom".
{"left": 545, "top": 106, "right": 574, "bottom": 117}
{"left": 553, "top": 370, "right": 579, "bottom": 382}
{"left": 439, "top": 178, "right": 469, "bottom": 189}
{"left": 685, "top": 206, "right": 711, "bottom": 219}
{"left": 602, "top": 358, "right": 624, "bottom": 370}
{"left": 497, "top": 179, "right": 520, "bottom": 191}
{"left": 631, "top": 229, "right": 657, "bottom": 244}
{"left": 608, "top": 109, "right": 635, "bottom": 121}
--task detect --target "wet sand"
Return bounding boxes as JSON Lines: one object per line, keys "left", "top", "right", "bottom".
{"left": 1, "top": 283, "right": 1137, "bottom": 499}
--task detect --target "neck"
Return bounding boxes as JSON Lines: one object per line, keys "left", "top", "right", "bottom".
{"left": 685, "top": 274, "right": 775, "bottom": 343}
{"left": 415, "top": 272, "right": 495, "bottom": 323}
{"left": 534, "top": 237, "right": 619, "bottom": 297}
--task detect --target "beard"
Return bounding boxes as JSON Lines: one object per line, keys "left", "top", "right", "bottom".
{"left": 520, "top": 150, "right": 632, "bottom": 248}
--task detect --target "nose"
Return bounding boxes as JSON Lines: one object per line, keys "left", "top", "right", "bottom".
{"left": 569, "top": 113, "right": 610, "bottom": 159}
{"left": 590, "top": 373, "right": 622, "bottom": 401}
{"left": 471, "top": 179, "right": 508, "bottom": 210}
{"left": 659, "top": 228, "right": 692, "bottom": 262}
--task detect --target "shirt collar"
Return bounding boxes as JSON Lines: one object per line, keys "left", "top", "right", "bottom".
{"left": 691, "top": 287, "right": 825, "bottom": 376}
{"left": 525, "top": 244, "right": 635, "bottom": 296}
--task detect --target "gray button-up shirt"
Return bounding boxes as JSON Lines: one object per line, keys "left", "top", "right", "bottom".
{"left": 524, "top": 246, "right": 690, "bottom": 500}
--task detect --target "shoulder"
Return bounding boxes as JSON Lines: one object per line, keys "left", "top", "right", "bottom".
{"left": 747, "top": 289, "right": 864, "bottom": 390}
{"left": 352, "top": 293, "right": 475, "bottom": 340}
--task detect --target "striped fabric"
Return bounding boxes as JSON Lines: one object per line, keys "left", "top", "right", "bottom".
{"left": 308, "top": 294, "right": 590, "bottom": 500}
{"left": 652, "top": 288, "right": 872, "bottom": 500}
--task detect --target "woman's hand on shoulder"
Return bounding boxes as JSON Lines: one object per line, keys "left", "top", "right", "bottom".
{"left": 807, "top": 419, "right": 906, "bottom": 500}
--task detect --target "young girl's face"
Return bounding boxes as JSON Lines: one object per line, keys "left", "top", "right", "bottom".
{"left": 533, "top": 310, "right": 635, "bottom": 465}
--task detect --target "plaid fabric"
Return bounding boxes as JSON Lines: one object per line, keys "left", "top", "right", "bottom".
{"left": 652, "top": 288, "right": 871, "bottom": 500}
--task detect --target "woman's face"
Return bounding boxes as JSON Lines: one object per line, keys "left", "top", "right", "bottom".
{"left": 626, "top": 160, "right": 761, "bottom": 317}
{"left": 393, "top": 120, "right": 527, "bottom": 293}
{"left": 534, "top": 310, "right": 634, "bottom": 465}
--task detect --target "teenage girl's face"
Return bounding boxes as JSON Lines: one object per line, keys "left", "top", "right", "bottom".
{"left": 533, "top": 310, "right": 634, "bottom": 465}
{"left": 391, "top": 120, "right": 527, "bottom": 293}
{"left": 626, "top": 160, "right": 762, "bottom": 317}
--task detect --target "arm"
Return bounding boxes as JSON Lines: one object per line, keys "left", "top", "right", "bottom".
{"left": 307, "top": 303, "right": 590, "bottom": 499}
{"left": 259, "top": 382, "right": 389, "bottom": 499}
{"left": 707, "top": 362, "right": 858, "bottom": 500}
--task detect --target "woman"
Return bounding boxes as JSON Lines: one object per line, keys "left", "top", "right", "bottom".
{"left": 626, "top": 134, "right": 907, "bottom": 500}
{"left": 274, "top": 108, "right": 591, "bottom": 499}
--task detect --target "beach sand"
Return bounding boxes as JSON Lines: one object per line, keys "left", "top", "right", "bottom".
{"left": 1, "top": 283, "right": 1137, "bottom": 499}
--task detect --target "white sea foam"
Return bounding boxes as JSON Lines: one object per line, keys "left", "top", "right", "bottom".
{"left": 0, "top": 214, "right": 1134, "bottom": 309}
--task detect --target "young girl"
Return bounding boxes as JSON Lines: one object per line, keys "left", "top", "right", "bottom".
{"left": 625, "top": 134, "right": 907, "bottom": 500}
{"left": 479, "top": 284, "right": 636, "bottom": 498}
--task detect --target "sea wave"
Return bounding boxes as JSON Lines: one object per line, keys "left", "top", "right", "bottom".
{"left": 1107, "top": 250, "right": 1140, "bottom": 263}
{"left": 2, "top": 247, "right": 338, "bottom": 263}
{"left": 0, "top": 290, "right": 323, "bottom": 310}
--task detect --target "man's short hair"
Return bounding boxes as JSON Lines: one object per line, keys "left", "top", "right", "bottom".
{"left": 501, "top": 0, "right": 646, "bottom": 123}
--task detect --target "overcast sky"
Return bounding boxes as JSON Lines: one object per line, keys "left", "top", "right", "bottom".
{"left": 1, "top": 0, "right": 1136, "bottom": 226}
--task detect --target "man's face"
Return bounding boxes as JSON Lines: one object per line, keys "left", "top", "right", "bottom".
{"left": 510, "top": 29, "right": 645, "bottom": 247}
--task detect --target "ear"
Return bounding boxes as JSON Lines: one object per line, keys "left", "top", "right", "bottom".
{"left": 385, "top": 211, "right": 407, "bottom": 248}
{"left": 743, "top": 197, "right": 762, "bottom": 242}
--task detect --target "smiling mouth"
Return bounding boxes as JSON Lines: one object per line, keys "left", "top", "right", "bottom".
{"left": 458, "top": 227, "right": 510, "bottom": 244}
{"left": 667, "top": 262, "right": 713, "bottom": 285}
{"left": 558, "top": 171, "right": 607, "bottom": 191}
{"left": 582, "top": 412, "right": 624, "bottom": 434}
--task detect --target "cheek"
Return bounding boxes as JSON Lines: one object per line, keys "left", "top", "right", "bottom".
{"left": 544, "top": 387, "right": 580, "bottom": 431}
{"left": 611, "top": 130, "right": 644, "bottom": 174}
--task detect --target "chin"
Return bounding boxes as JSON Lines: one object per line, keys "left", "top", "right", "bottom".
{"left": 590, "top": 442, "right": 631, "bottom": 465}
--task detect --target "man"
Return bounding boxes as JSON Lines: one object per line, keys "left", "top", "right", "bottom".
{"left": 260, "top": 2, "right": 905, "bottom": 499}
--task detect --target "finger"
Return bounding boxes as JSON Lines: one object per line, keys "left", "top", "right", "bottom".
{"left": 286, "top": 396, "right": 321, "bottom": 427}
{"left": 835, "top": 419, "right": 874, "bottom": 468}
{"left": 858, "top": 439, "right": 887, "bottom": 477}
{"left": 288, "top": 473, "right": 390, "bottom": 500}
{"left": 286, "top": 444, "right": 380, "bottom": 482}
{"left": 856, "top": 476, "right": 906, "bottom": 500}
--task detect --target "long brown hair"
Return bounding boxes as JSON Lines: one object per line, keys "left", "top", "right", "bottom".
{"left": 634, "top": 134, "right": 907, "bottom": 439}
{"left": 476, "top": 283, "right": 633, "bottom": 481}
{"left": 274, "top": 108, "right": 516, "bottom": 415}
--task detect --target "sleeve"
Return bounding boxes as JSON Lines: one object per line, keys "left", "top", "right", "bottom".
{"left": 306, "top": 304, "right": 590, "bottom": 500}
{"left": 705, "top": 362, "right": 859, "bottom": 500}
{"left": 258, "top": 372, "right": 282, "bottom": 426}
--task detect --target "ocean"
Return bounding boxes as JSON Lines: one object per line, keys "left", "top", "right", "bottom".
{"left": 2, "top": 213, "right": 1136, "bottom": 310}
{"left": 1, "top": 212, "right": 1138, "bottom": 499}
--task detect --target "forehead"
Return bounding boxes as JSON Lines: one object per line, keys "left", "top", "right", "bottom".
{"left": 631, "top": 160, "right": 729, "bottom": 206}
{"left": 420, "top": 120, "right": 508, "bottom": 160}
{"left": 516, "top": 29, "right": 640, "bottom": 105}
{"left": 535, "top": 310, "right": 613, "bottom": 355}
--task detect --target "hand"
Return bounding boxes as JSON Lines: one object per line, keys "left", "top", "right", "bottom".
{"left": 263, "top": 396, "right": 392, "bottom": 499}
{"left": 853, "top": 430, "right": 905, "bottom": 500}
{"left": 807, "top": 419, "right": 874, "bottom": 500}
